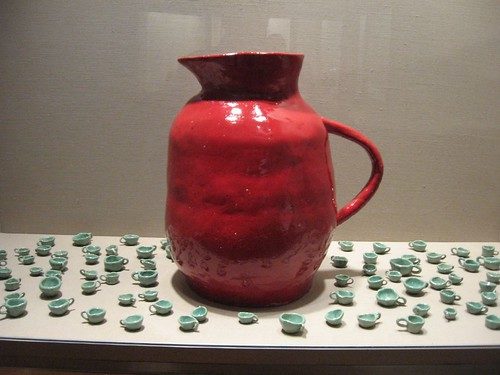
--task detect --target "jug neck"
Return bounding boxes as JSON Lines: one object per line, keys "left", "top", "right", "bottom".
{"left": 178, "top": 52, "right": 303, "bottom": 101}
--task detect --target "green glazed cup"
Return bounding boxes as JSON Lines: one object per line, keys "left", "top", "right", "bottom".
{"left": 389, "top": 258, "right": 421, "bottom": 276}
{"left": 376, "top": 288, "right": 407, "bottom": 307}
{"left": 49, "top": 257, "right": 67, "bottom": 271}
{"left": 325, "top": 309, "right": 344, "bottom": 326}
{"left": 178, "top": 315, "right": 199, "bottom": 331}
{"left": 35, "top": 245, "right": 52, "bottom": 256}
{"left": 373, "top": 242, "right": 390, "bottom": 254}
{"left": 0, "top": 267, "right": 12, "bottom": 280}
{"left": 396, "top": 315, "right": 425, "bottom": 334}
{"left": 439, "top": 289, "right": 461, "bottom": 304}
{"left": 140, "top": 259, "right": 157, "bottom": 270}
{"left": 477, "top": 256, "right": 500, "bottom": 271}
{"left": 330, "top": 256, "right": 348, "bottom": 268}
{"left": 385, "top": 270, "right": 402, "bottom": 283}
{"left": 51, "top": 250, "right": 68, "bottom": 258}
{"left": 39, "top": 276, "right": 62, "bottom": 297}
{"left": 334, "top": 274, "right": 354, "bottom": 287}
{"left": 451, "top": 247, "right": 470, "bottom": 258}
{"left": 45, "top": 270, "right": 62, "bottom": 279}
{"left": 80, "top": 269, "right": 98, "bottom": 280}
{"left": 329, "top": 290, "right": 355, "bottom": 305}
{"left": 5, "top": 277, "right": 21, "bottom": 291}
{"left": 82, "top": 245, "right": 101, "bottom": 255}
{"left": 4, "top": 292, "right": 25, "bottom": 300}
{"left": 237, "top": 311, "right": 258, "bottom": 324}
{"left": 14, "top": 248, "right": 30, "bottom": 256}
{"left": 104, "top": 255, "right": 129, "bottom": 272}
{"left": 136, "top": 245, "right": 157, "bottom": 259}
{"left": 99, "top": 272, "right": 120, "bottom": 285}
{"left": 479, "top": 281, "right": 496, "bottom": 293}
{"left": 37, "top": 236, "right": 55, "bottom": 247}
{"left": 120, "top": 234, "right": 139, "bottom": 246}
{"left": 81, "top": 307, "right": 106, "bottom": 324}
{"left": 482, "top": 245, "right": 498, "bottom": 257}
{"left": 448, "top": 273, "right": 463, "bottom": 285}
{"left": 131, "top": 270, "right": 158, "bottom": 287}
{"left": 105, "top": 245, "right": 118, "bottom": 256}
{"left": 357, "top": 312, "right": 381, "bottom": 328}
{"left": 486, "top": 271, "right": 500, "bottom": 284}
{"left": 437, "top": 263, "right": 454, "bottom": 274}
{"left": 408, "top": 240, "right": 427, "bottom": 252}
{"left": 29, "top": 266, "right": 44, "bottom": 277}
{"left": 72, "top": 232, "right": 92, "bottom": 246}
{"left": 485, "top": 314, "right": 500, "bottom": 330}
{"left": 338, "top": 241, "right": 354, "bottom": 252}
{"left": 401, "top": 254, "right": 421, "bottom": 264}
{"left": 362, "top": 264, "right": 377, "bottom": 276}
{"left": 279, "top": 313, "right": 305, "bottom": 334}
{"left": 0, "top": 250, "right": 7, "bottom": 261}
{"left": 139, "top": 290, "right": 158, "bottom": 302}
{"left": 149, "top": 300, "right": 173, "bottom": 316}
{"left": 0, "top": 297, "right": 27, "bottom": 318}
{"left": 192, "top": 305, "right": 208, "bottom": 322}
{"left": 84, "top": 253, "right": 99, "bottom": 265}
{"left": 403, "top": 277, "right": 428, "bottom": 295}
{"left": 48, "top": 297, "right": 74, "bottom": 316}
{"left": 430, "top": 276, "right": 451, "bottom": 290}
{"left": 444, "top": 307, "right": 457, "bottom": 320}
{"left": 367, "top": 275, "right": 387, "bottom": 290}
{"left": 412, "top": 303, "right": 430, "bottom": 317}
{"left": 363, "top": 252, "right": 378, "bottom": 265}
{"left": 466, "top": 301, "right": 488, "bottom": 315}
{"left": 81, "top": 280, "right": 101, "bottom": 294}
{"left": 458, "top": 258, "right": 480, "bottom": 272}
{"left": 481, "top": 291, "right": 497, "bottom": 306}
{"left": 18, "top": 255, "right": 35, "bottom": 265}
{"left": 426, "top": 252, "right": 446, "bottom": 264}
{"left": 118, "top": 293, "right": 136, "bottom": 306}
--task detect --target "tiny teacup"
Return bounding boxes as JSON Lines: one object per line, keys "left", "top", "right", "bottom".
{"left": 363, "top": 252, "right": 378, "bottom": 264}
{"left": 82, "top": 245, "right": 101, "bottom": 255}
{"left": 131, "top": 270, "right": 158, "bottom": 287}
{"left": 178, "top": 315, "right": 199, "bottom": 331}
{"left": 373, "top": 242, "right": 390, "bottom": 254}
{"left": 362, "top": 264, "right": 377, "bottom": 276}
{"left": 329, "top": 290, "right": 355, "bottom": 305}
{"left": 408, "top": 240, "right": 427, "bottom": 252}
{"left": 84, "top": 253, "right": 99, "bottom": 265}
{"left": 0, "top": 267, "right": 12, "bottom": 280}
{"left": 325, "top": 309, "right": 344, "bottom": 326}
{"left": 479, "top": 281, "right": 496, "bottom": 293}
{"left": 81, "top": 280, "right": 101, "bottom": 294}
{"left": 338, "top": 241, "right": 354, "bottom": 252}
{"left": 48, "top": 297, "right": 74, "bottom": 316}
{"left": 413, "top": 303, "right": 431, "bottom": 317}
{"left": 39, "top": 276, "right": 62, "bottom": 298}
{"left": 37, "top": 235, "right": 55, "bottom": 247}
{"left": 481, "top": 291, "right": 497, "bottom": 306}
{"left": 120, "top": 234, "right": 139, "bottom": 246}
{"left": 444, "top": 307, "right": 457, "bottom": 320}
{"left": 0, "top": 297, "right": 27, "bottom": 318}
{"left": 18, "top": 255, "right": 35, "bottom": 265}
{"left": 4, "top": 292, "right": 25, "bottom": 300}
{"left": 140, "top": 259, "right": 157, "bottom": 270}
{"left": 367, "top": 275, "right": 387, "bottom": 290}
{"left": 439, "top": 289, "right": 461, "bottom": 304}
{"left": 401, "top": 254, "right": 421, "bottom": 265}
{"left": 99, "top": 272, "right": 120, "bottom": 285}
{"left": 136, "top": 245, "right": 157, "bottom": 259}
{"left": 238, "top": 311, "right": 258, "bottom": 324}
{"left": 51, "top": 250, "right": 68, "bottom": 258}
{"left": 389, "top": 258, "right": 421, "bottom": 276}
{"left": 49, "top": 257, "right": 67, "bottom": 271}
{"left": 279, "top": 312, "right": 305, "bottom": 334}
{"left": 192, "top": 305, "right": 208, "bottom": 322}
{"left": 0, "top": 249, "right": 7, "bottom": 260}
{"left": 334, "top": 274, "right": 354, "bottom": 287}
{"left": 485, "top": 314, "right": 500, "bottom": 330}
{"left": 396, "top": 315, "right": 425, "bottom": 334}
{"left": 29, "top": 266, "right": 44, "bottom": 277}
{"left": 118, "top": 293, "right": 136, "bottom": 306}
{"left": 448, "top": 273, "right": 463, "bottom": 285}
{"left": 451, "top": 247, "right": 470, "bottom": 258}
{"left": 5, "top": 277, "right": 21, "bottom": 291}
{"left": 45, "top": 270, "right": 62, "bottom": 279}
{"left": 357, "top": 312, "right": 381, "bottom": 328}
{"left": 35, "top": 245, "right": 52, "bottom": 256}
{"left": 105, "top": 245, "right": 118, "bottom": 256}
{"left": 160, "top": 238, "right": 171, "bottom": 250}
{"left": 426, "top": 252, "right": 446, "bottom": 264}
{"left": 0, "top": 260, "right": 6, "bottom": 267}
{"left": 458, "top": 258, "right": 480, "bottom": 272}
{"left": 477, "top": 256, "right": 500, "bottom": 271}
{"left": 376, "top": 288, "right": 406, "bottom": 307}
{"left": 138, "top": 290, "right": 158, "bottom": 302}
{"left": 430, "top": 276, "right": 451, "bottom": 290}
{"left": 330, "top": 256, "right": 348, "bottom": 268}
{"left": 403, "top": 277, "right": 428, "bottom": 295}
{"left": 149, "top": 300, "right": 173, "bottom": 315}
{"left": 14, "top": 248, "right": 30, "bottom": 256}
{"left": 72, "top": 232, "right": 92, "bottom": 246}
{"left": 80, "top": 269, "right": 98, "bottom": 280}
{"left": 486, "top": 271, "right": 500, "bottom": 284}
{"left": 104, "top": 255, "right": 129, "bottom": 272}
{"left": 81, "top": 307, "right": 106, "bottom": 324}
{"left": 385, "top": 270, "right": 402, "bottom": 283}
{"left": 437, "top": 263, "right": 454, "bottom": 274}
{"left": 466, "top": 301, "right": 488, "bottom": 315}
{"left": 482, "top": 245, "right": 498, "bottom": 257}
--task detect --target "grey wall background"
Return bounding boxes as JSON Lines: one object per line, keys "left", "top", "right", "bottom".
{"left": 1, "top": 0, "right": 499, "bottom": 241}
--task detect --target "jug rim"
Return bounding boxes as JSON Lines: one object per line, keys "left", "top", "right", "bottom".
{"left": 178, "top": 51, "right": 304, "bottom": 62}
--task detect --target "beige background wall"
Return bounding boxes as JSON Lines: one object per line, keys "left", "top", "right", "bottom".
{"left": 0, "top": 0, "right": 498, "bottom": 241}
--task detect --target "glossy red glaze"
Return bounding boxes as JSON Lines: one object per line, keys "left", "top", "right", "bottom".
{"left": 166, "top": 52, "right": 383, "bottom": 306}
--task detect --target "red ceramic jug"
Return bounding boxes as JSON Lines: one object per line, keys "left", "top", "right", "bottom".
{"left": 166, "top": 52, "right": 383, "bottom": 306}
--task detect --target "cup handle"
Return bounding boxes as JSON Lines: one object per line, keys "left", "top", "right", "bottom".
{"left": 95, "top": 281, "right": 101, "bottom": 288}
{"left": 68, "top": 298, "right": 75, "bottom": 306}
{"left": 123, "top": 258, "right": 129, "bottom": 265}
{"left": 139, "top": 294, "right": 145, "bottom": 299}
{"left": 0, "top": 305, "right": 6, "bottom": 315}
{"left": 458, "top": 258, "right": 465, "bottom": 266}
{"left": 81, "top": 311, "right": 88, "bottom": 320}
{"left": 99, "top": 275, "right": 107, "bottom": 281}
{"left": 329, "top": 292, "right": 337, "bottom": 302}
{"left": 412, "top": 266, "right": 422, "bottom": 274}
{"left": 151, "top": 245, "right": 157, "bottom": 251}
{"left": 454, "top": 295, "right": 461, "bottom": 301}
{"left": 396, "top": 318, "right": 408, "bottom": 328}
{"left": 408, "top": 241, "right": 413, "bottom": 247}
{"left": 397, "top": 297, "right": 407, "bottom": 305}
{"left": 132, "top": 272, "right": 138, "bottom": 280}
{"left": 347, "top": 279, "right": 354, "bottom": 285}
{"left": 381, "top": 280, "right": 388, "bottom": 285}
{"left": 119, "top": 237, "right": 126, "bottom": 243}
{"left": 120, "top": 319, "right": 126, "bottom": 326}
{"left": 482, "top": 307, "right": 489, "bottom": 313}
{"left": 322, "top": 117, "right": 383, "bottom": 225}
{"left": 149, "top": 305, "right": 156, "bottom": 314}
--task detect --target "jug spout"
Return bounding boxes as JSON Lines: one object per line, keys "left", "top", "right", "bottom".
{"left": 178, "top": 52, "right": 303, "bottom": 101}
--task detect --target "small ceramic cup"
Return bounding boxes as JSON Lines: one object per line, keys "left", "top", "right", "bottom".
{"left": 362, "top": 264, "right": 377, "bottom": 276}
{"left": 330, "top": 256, "right": 348, "bottom": 268}
{"left": 45, "top": 270, "right": 62, "bottom": 279}
{"left": 18, "top": 255, "right": 35, "bottom": 265}
{"left": 39, "top": 276, "right": 62, "bottom": 298}
{"left": 373, "top": 242, "right": 390, "bottom": 254}
{"left": 72, "top": 232, "right": 92, "bottom": 246}
{"left": 329, "top": 290, "right": 355, "bottom": 305}
{"left": 430, "top": 276, "right": 452, "bottom": 290}
{"left": 385, "top": 270, "right": 402, "bottom": 283}
{"left": 81, "top": 280, "right": 101, "bottom": 294}
{"left": 149, "top": 300, "right": 173, "bottom": 315}
{"left": 136, "top": 245, "right": 157, "bottom": 259}
{"left": 118, "top": 293, "right": 136, "bottom": 306}
{"left": 238, "top": 311, "right": 258, "bottom": 324}
{"left": 396, "top": 315, "right": 425, "bottom": 334}
{"left": 104, "top": 255, "right": 129, "bottom": 272}
{"left": 403, "top": 277, "right": 429, "bottom": 295}
{"left": 401, "top": 254, "right": 421, "bottom": 264}
{"left": 48, "top": 297, "right": 74, "bottom": 316}
{"left": 389, "top": 258, "right": 421, "bottom": 276}
{"left": 192, "top": 305, "right": 208, "bottom": 322}
{"left": 131, "top": 270, "right": 158, "bottom": 287}
{"left": 485, "top": 314, "right": 500, "bottom": 330}
{"left": 458, "top": 258, "right": 480, "bottom": 272}
{"left": 279, "top": 313, "right": 305, "bottom": 334}
{"left": 178, "top": 315, "right": 199, "bottom": 331}
{"left": 84, "top": 253, "right": 99, "bottom": 265}
{"left": 49, "top": 257, "right": 67, "bottom": 271}
{"left": 479, "top": 281, "right": 496, "bottom": 293}
{"left": 357, "top": 312, "right": 381, "bottom": 328}
{"left": 437, "top": 263, "right": 454, "bottom": 274}
{"left": 439, "top": 289, "right": 461, "bottom": 304}
{"left": 0, "top": 250, "right": 7, "bottom": 261}
{"left": 482, "top": 245, "right": 498, "bottom": 257}
{"left": 376, "top": 288, "right": 407, "bottom": 307}
{"left": 35, "top": 245, "right": 52, "bottom": 256}
{"left": 29, "top": 266, "right": 44, "bottom": 277}
{"left": 105, "top": 245, "right": 119, "bottom": 256}
{"left": 0, "top": 297, "right": 27, "bottom": 318}
{"left": 4, "top": 277, "right": 21, "bottom": 291}
{"left": 466, "top": 301, "right": 488, "bottom": 315}
{"left": 408, "top": 240, "right": 427, "bottom": 252}
{"left": 51, "top": 250, "right": 68, "bottom": 258}
{"left": 99, "top": 272, "right": 120, "bottom": 285}
{"left": 4, "top": 292, "right": 26, "bottom": 301}
{"left": 14, "top": 248, "right": 30, "bottom": 256}
{"left": 160, "top": 238, "right": 171, "bottom": 250}
{"left": 481, "top": 291, "right": 497, "bottom": 306}
{"left": 138, "top": 290, "right": 158, "bottom": 302}
{"left": 0, "top": 267, "right": 12, "bottom": 279}
{"left": 486, "top": 271, "right": 500, "bottom": 284}
{"left": 325, "top": 309, "right": 344, "bottom": 326}
{"left": 413, "top": 303, "right": 431, "bottom": 317}
{"left": 338, "top": 241, "right": 354, "bottom": 251}
{"left": 367, "top": 275, "right": 387, "bottom": 290}
{"left": 80, "top": 269, "right": 98, "bottom": 280}
{"left": 82, "top": 245, "right": 101, "bottom": 255}
{"left": 426, "top": 252, "right": 446, "bottom": 264}
{"left": 363, "top": 252, "right": 378, "bottom": 265}
{"left": 448, "top": 273, "right": 463, "bottom": 285}
{"left": 334, "top": 274, "right": 354, "bottom": 287}
{"left": 140, "top": 259, "right": 157, "bottom": 270}
{"left": 81, "top": 307, "right": 106, "bottom": 324}
{"left": 477, "top": 256, "right": 500, "bottom": 271}
{"left": 451, "top": 247, "right": 470, "bottom": 258}
{"left": 120, "top": 234, "right": 139, "bottom": 246}
{"left": 37, "top": 236, "right": 55, "bottom": 247}
{"left": 444, "top": 307, "right": 457, "bottom": 321}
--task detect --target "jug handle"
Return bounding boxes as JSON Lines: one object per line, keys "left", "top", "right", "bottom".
{"left": 322, "top": 117, "right": 384, "bottom": 225}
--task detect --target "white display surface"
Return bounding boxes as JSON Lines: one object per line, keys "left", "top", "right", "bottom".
{"left": 0, "top": 233, "right": 498, "bottom": 348}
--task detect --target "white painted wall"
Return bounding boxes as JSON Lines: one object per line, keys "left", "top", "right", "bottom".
{"left": 1, "top": 1, "right": 499, "bottom": 240}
